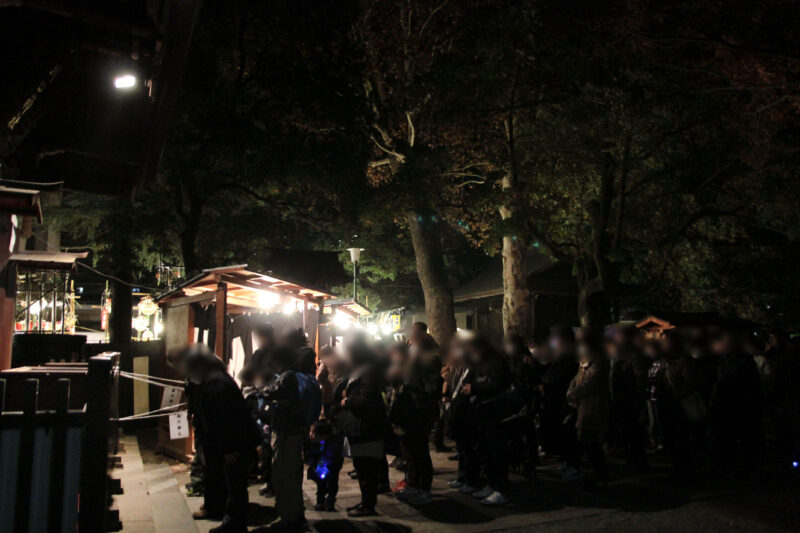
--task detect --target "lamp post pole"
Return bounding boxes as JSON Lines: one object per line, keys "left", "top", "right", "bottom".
{"left": 347, "top": 248, "right": 364, "bottom": 303}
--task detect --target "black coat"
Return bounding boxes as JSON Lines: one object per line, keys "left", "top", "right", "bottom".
{"left": 710, "top": 351, "right": 763, "bottom": 426}
{"left": 469, "top": 355, "right": 512, "bottom": 401}
{"left": 340, "top": 365, "right": 389, "bottom": 443}
{"left": 610, "top": 352, "right": 648, "bottom": 422}
{"left": 195, "top": 369, "right": 261, "bottom": 456}
{"left": 541, "top": 353, "right": 578, "bottom": 420}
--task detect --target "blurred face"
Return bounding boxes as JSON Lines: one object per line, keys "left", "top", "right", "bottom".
{"left": 465, "top": 344, "right": 482, "bottom": 365}
{"left": 550, "top": 336, "right": 564, "bottom": 354}
{"left": 387, "top": 347, "right": 408, "bottom": 383}
{"left": 643, "top": 342, "right": 659, "bottom": 360}
{"left": 606, "top": 339, "right": 619, "bottom": 360}
{"left": 532, "top": 344, "right": 552, "bottom": 363}
{"left": 503, "top": 340, "right": 517, "bottom": 357}
{"left": 711, "top": 332, "right": 734, "bottom": 356}
{"left": 448, "top": 339, "right": 466, "bottom": 364}
{"left": 577, "top": 343, "right": 593, "bottom": 363}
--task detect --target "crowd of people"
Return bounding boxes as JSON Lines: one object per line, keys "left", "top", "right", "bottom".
{"left": 168, "top": 320, "right": 800, "bottom": 533}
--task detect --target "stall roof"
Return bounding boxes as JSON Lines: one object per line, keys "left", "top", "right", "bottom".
{"left": 0, "top": 185, "right": 43, "bottom": 222}
{"left": 325, "top": 298, "right": 372, "bottom": 317}
{"left": 11, "top": 250, "right": 89, "bottom": 270}
{"left": 157, "top": 264, "right": 334, "bottom": 310}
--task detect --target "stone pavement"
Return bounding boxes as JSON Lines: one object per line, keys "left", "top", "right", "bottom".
{"left": 113, "top": 432, "right": 800, "bottom": 533}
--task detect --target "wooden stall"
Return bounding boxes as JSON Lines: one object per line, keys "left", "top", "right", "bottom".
{"left": 0, "top": 353, "right": 120, "bottom": 533}
{"left": 155, "top": 264, "right": 333, "bottom": 460}
{"left": 320, "top": 298, "right": 372, "bottom": 347}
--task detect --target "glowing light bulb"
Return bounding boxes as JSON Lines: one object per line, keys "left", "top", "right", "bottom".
{"left": 114, "top": 74, "right": 137, "bottom": 89}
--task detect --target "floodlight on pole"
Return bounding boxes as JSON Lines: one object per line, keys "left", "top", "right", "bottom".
{"left": 347, "top": 248, "right": 364, "bottom": 302}
{"left": 114, "top": 74, "right": 137, "bottom": 89}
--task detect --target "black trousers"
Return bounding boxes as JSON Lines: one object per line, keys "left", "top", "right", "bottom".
{"left": 352, "top": 456, "right": 381, "bottom": 510}
{"left": 457, "top": 427, "right": 481, "bottom": 488}
{"left": 567, "top": 430, "right": 609, "bottom": 482}
{"left": 617, "top": 407, "right": 648, "bottom": 469}
{"left": 433, "top": 403, "right": 447, "bottom": 448}
{"left": 379, "top": 456, "right": 390, "bottom": 486}
{"left": 260, "top": 431, "right": 273, "bottom": 483}
{"left": 222, "top": 453, "right": 250, "bottom": 529}
{"left": 204, "top": 451, "right": 227, "bottom": 516}
{"left": 481, "top": 425, "right": 509, "bottom": 493}
{"left": 401, "top": 432, "right": 433, "bottom": 491}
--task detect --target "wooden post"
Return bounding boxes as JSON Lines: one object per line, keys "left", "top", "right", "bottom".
{"left": 214, "top": 281, "right": 227, "bottom": 361}
{"left": 78, "top": 355, "right": 114, "bottom": 533}
{"left": 49, "top": 378, "right": 70, "bottom": 531}
{"left": 0, "top": 286, "right": 15, "bottom": 370}
{"left": 15, "top": 378, "right": 38, "bottom": 532}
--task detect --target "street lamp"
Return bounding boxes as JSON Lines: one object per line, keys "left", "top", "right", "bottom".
{"left": 347, "top": 247, "right": 364, "bottom": 302}
{"left": 113, "top": 74, "right": 137, "bottom": 89}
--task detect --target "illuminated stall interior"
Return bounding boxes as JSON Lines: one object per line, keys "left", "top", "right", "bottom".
{"left": 12, "top": 251, "right": 88, "bottom": 334}
{"left": 321, "top": 298, "right": 372, "bottom": 345}
{"left": 155, "top": 264, "right": 333, "bottom": 459}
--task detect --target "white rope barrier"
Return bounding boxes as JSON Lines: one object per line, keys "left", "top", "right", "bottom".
{"left": 119, "top": 370, "right": 184, "bottom": 385}
{"left": 119, "top": 371, "right": 185, "bottom": 388}
{"left": 115, "top": 403, "right": 187, "bottom": 422}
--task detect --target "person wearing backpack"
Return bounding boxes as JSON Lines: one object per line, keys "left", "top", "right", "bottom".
{"left": 261, "top": 345, "right": 316, "bottom": 530}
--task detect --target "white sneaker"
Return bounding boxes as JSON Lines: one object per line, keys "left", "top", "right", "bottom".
{"left": 447, "top": 480, "right": 464, "bottom": 489}
{"left": 459, "top": 484, "right": 477, "bottom": 494}
{"left": 395, "top": 487, "right": 420, "bottom": 500}
{"left": 472, "top": 485, "right": 493, "bottom": 499}
{"left": 481, "top": 491, "right": 509, "bottom": 506}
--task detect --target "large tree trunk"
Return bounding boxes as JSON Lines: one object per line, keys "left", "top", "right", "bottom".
{"left": 501, "top": 234, "right": 530, "bottom": 337}
{"left": 179, "top": 196, "right": 201, "bottom": 274}
{"left": 576, "top": 275, "right": 610, "bottom": 330}
{"left": 180, "top": 225, "right": 199, "bottom": 274}
{"left": 407, "top": 211, "right": 456, "bottom": 345}
{"left": 499, "top": 165, "right": 531, "bottom": 337}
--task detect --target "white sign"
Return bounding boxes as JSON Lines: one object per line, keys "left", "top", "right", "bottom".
{"left": 169, "top": 411, "right": 190, "bottom": 440}
{"left": 161, "top": 386, "right": 182, "bottom": 409}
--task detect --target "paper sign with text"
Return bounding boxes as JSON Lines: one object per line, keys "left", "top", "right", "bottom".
{"left": 161, "top": 386, "right": 183, "bottom": 409}
{"left": 169, "top": 411, "right": 190, "bottom": 440}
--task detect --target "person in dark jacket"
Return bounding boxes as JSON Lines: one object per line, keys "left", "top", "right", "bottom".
{"left": 261, "top": 345, "right": 309, "bottom": 529}
{"left": 503, "top": 333, "right": 540, "bottom": 478}
{"left": 541, "top": 325, "right": 579, "bottom": 460}
{"left": 565, "top": 331, "right": 610, "bottom": 488}
{"left": 184, "top": 345, "right": 261, "bottom": 533}
{"left": 390, "top": 342, "right": 440, "bottom": 505}
{"left": 339, "top": 341, "right": 390, "bottom": 517}
{"left": 444, "top": 337, "right": 477, "bottom": 493}
{"left": 608, "top": 326, "right": 649, "bottom": 471}
{"left": 462, "top": 336, "right": 513, "bottom": 506}
{"left": 709, "top": 329, "right": 765, "bottom": 477}
{"left": 655, "top": 331, "right": 693, "bottom": 474}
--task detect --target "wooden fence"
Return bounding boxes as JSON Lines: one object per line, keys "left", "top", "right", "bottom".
{"left": 0, "top": 353, "right": 120, "bottom": 533}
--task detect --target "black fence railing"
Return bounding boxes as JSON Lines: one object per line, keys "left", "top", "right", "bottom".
{"left": 0, "top": 353, "right": 120, "bottom": 533}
